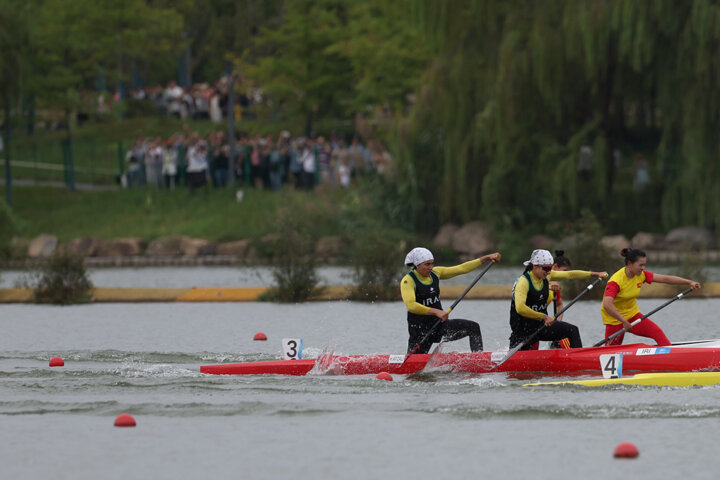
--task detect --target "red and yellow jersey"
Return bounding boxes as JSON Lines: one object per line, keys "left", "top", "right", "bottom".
{"left": 600, "top": 267, "right": 655, "bottom": 325}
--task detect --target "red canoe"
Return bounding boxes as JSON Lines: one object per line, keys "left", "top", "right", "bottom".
{"left": 200, "top": 339, "right": 720, "bottom": 377}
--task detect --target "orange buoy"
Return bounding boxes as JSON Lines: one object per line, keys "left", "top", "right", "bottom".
{"left": 114, "top": 413, "right": 136, "bottom": 427}
{"left": 614, "top": 442, "right": 639, "bottom": 458}
{"left": 253, "top": 332, "right": 267, "bottom": 341}
{"left": 376, "top": 372, "right": 393, "bottom": 381}
{"left": 49, "top": 356, "right": 64, "bottom": 367}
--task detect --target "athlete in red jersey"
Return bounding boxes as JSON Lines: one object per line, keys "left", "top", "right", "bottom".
{"left": 601, "top": 248, "right": 701, "bottom": 346}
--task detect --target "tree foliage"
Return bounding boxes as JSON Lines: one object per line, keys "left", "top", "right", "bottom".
{"left": 398, "top": 0, "right": 720, "bottom": 234}
{"left": 5, "top": 0, "right": 720, "bottom": 236}
{"left": 242, "top": 0, "right": 431, "bottom": 134}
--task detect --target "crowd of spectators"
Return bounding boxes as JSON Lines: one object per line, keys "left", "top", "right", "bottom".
{"left": 94, "top": 76, "right": 261, "bottom": 123}
{"left": 123, "top": 130, "right": 392, "bottom": 192}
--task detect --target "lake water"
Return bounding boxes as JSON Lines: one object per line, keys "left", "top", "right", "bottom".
{"left": 2, "top": 264, "right": 720, "bottom": 288}
{"left": 2, "top": 294, "right": 720, "bottom": 479}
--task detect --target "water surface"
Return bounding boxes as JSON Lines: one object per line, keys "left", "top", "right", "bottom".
{"left": 2, "top": 297, "right": 720, "bottom": 479}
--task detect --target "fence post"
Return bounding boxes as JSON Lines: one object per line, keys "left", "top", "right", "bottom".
{"left": 63, "top": 137, "right": 76, "bottom": 192}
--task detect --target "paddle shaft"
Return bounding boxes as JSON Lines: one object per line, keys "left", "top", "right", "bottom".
{"left": 493, "top": 277, "right": 603, "bottom": 368}
{"left": 402, "top": 261, "right": 495, "bottom": 361}
{"left": 593, "top": 287, "right": 693, "bottom": 347}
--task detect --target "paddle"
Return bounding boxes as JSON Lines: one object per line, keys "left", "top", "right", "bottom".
{"left": 593, "top": 287, "right": 694, "bottom": 347}
{"left": 493, "top": 277, "right": 603, "bottom": 369}
{"left": 401, "top": 260, "right": 495, "bottom": 366}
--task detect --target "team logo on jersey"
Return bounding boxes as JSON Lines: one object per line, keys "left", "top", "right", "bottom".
{"left": 421, "top": 296, "right": 440, "bottom": 306}
{"left": 637, "top": 283, "right": 642, "bottom": 288}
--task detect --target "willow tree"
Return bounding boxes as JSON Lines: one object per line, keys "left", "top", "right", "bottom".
{"left": 397, "top": 0, "right": 720, "bottom": 233}
{"left": 0, "top": 0, "right": 32, "bottom": 207}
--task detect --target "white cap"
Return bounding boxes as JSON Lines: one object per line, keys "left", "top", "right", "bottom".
{"left": 523, "top": 249, "right": 554, "bottom": 266}
{"left": 405, "top": 247, "right": 434, "bottom": 267}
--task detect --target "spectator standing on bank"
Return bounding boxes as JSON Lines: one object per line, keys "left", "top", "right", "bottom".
{"left": 332, "top": 139, "right": 349, "bottom": 186}
{"left": 299, "top": 138, "right": 315, "bottom": 190}
{"left": 269, "top": 135, "right": 286, "bottom": 191}
{"left": 288, "top": 137, "right": 302, "bottom": 188}
{"left": 211, "top": 131, "right": 230, "bottom": 188}
{"left": 162, "top": 137, "right": 179, "bottom": 190}
{"left": 163, "top": 81, "right": 184, "bottom": 118}
{"left": 633, "top": 154, "right": 650, "bottom": 192}
{"left": 186, "top": 139, "right": 209, "bottom": 194}
{"left": 316, "top": 136, "right": 333, "bottom": 186}
{"left": 146, "top": 137, "right": 165, "bottom": 188}
{"left": 124, "top": 138, "right": 144, "bottom": 188}
{"left": 250, "top": 137, "right": 262, "bottom": 188}
{"left": 348, "top": 135, "right": 370, "bottom": 177}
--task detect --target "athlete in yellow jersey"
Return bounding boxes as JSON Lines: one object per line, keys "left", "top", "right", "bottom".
{"left": 509, "top": 249, "right": 607, "bottom": 350}
{"left": 601, "top": 248, "right": 701, "bottom": 346}
{"left": 401, "top": 247, "right": 501, "bottom": 354}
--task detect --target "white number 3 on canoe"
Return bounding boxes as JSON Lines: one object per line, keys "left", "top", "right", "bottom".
{"left": 282, "top": 338, "right": 303, "bottom": 360}
{"left": 599, "top": 353, "right": 623, "bottom": 379}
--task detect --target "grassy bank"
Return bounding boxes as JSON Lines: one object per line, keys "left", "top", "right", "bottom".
{"left": 2, "top": 182, "right": 423, "bottom": 249}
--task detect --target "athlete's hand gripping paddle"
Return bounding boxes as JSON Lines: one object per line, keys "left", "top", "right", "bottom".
{"left": 400, "top": 261, "right": 495, "bottom": 367}
{"left": 593, "top": 287, "right": 693, "bottom": 347}
{"left": 493, "top": 277, "right": 603, "bottom": 369}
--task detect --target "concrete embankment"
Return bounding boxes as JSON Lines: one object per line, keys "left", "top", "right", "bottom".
{"left": 1, "top": 283, "right": 719, "bottom": 303}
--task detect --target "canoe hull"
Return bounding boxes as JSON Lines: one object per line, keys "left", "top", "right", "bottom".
{"left": 524, "top": 372, "right": 720, "bottom": 387}
{"left": 200, "top": 340, "right": 720, "bottom": 376}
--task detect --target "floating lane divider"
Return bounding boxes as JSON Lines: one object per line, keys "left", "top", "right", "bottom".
{"left": 523, "top": 372, "right": 720, "bottom": 388}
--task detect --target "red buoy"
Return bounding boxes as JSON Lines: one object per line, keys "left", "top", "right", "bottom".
{"left": 376, "top": 372, "right": 393, "bottom": 381}
{"left": 253, "top": 332, "right": 267, "bottom": 341}
{"left": 114, "top": 413, "right": 136, "bottom": 427}
{"left": 49, "top": 356, "right": 64, "bottom": 367}
{"left": 614, "top": 442, "right": 639, "bottom": 458}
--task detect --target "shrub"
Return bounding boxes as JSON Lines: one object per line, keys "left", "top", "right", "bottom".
{"left": 670, "top": 248, "right": 708, "bottom": 285}
{"left": 559, "top": 209, "right": 616, "bottom": 299}
{"left": 262, "top": 207, "right": 321, "bottom": 303}
{"left": 347, "top": 226, "right": 406, "bottom": 302}
{"left": 27, "top": 251, "right": 94, "bottom": 305}
{"left": 0, "top": 199, "right": 15, "bottom": 263}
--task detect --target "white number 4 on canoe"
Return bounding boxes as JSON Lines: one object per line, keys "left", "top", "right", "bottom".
{"left": 599, "top": 353, "right": 623, "bottom": 379}
{"left": 282, "top": 338, "right": 303, "bottom": 360}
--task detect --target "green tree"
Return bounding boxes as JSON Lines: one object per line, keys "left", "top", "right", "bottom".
{"left": 157, "top": 0, "right": 283, "bottom": 83}
{"left": 243, "top": 0, "right": 355, "bottom": 134}
{"left": 331, "top": 1, "right": 432, "bottom": 113}
{"left": 398, "top": 0, "right": 720, "bottom": 234}
{"left": 0, "top": 199, "right": 15, "bottom": 261}
{"left": 0, "top": 0, "right": 33, "bottom": 207}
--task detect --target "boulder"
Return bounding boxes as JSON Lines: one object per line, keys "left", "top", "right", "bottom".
{"left": 197, "top": 242, "right": 218, "bottom": 256}
{"left": 146, "top": 236, "right": 186, "bottom": 256}
{"left": 600, "top": 235, "right": 630, "bottom": 253}
{"left": 631, "top": 232, "right": 665, "bottom": 251}
{"left": 665, "top": 226, "right": 714, "bottom": 249}
{"left": 316, "top": 235, "right": 342, "bottom": 259}
{"left": 96, "top": 238, "right": 145, "bottom": 257}
{"left": 27, "top": 234, "right": 58, "bottom": 258}
{"left": 64, "top": 237, "right": 103, "bottom": 257}
{"left": 432, "top": 224, "right": 459, "bottom": 248}
{"left": 451, "top": 221, "right": 493, "bottom": 256}
{"left": 180, "top": 237, "right": 214, "bottom": 256}
{"left": 216, "top": 240, "right": 250, "bottom": 257}
{"left": 529, "top": 234, "right": 555, "bottom": 250}
{"left": 10, "top": 237, "right": 29, "bottom": 259}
